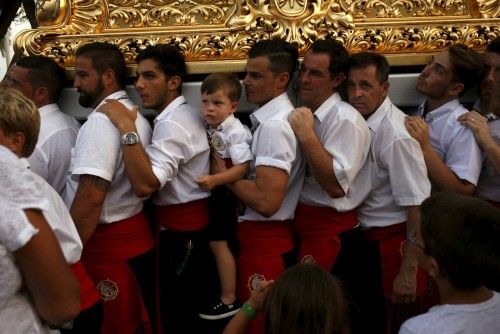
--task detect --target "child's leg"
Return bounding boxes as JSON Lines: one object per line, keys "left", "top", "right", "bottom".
{"left": 210, "top": 239, "right": 237, "bottom": 305}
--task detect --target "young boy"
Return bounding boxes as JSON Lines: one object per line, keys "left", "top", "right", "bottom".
{"left": 399, "top": 192, "right": 500, "bottom": 334}
{"left": 196, "top": 73, "right": 252, "bottom": 320}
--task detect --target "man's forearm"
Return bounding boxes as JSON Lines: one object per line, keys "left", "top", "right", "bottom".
{"left": 299, "top": 133, "right": 344, "bottom": 198}
{"left": 421, "top": 144, "right": 475, "bottom": 195}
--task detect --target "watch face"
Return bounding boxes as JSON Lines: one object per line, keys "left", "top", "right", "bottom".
{"left": 122, "top": 132, "right": 140, "bottom": 144}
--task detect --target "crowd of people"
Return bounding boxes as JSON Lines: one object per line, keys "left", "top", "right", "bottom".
{"left": 0, "top": 35, "right": 499, "bottom": 334}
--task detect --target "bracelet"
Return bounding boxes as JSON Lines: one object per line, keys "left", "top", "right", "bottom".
{"left": 242, "top": 303, "right": 257, "bottom": 320}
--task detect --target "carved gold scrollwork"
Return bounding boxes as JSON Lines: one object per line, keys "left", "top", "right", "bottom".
{"left": 13, "top": 0, "right": 500, "bottom": 72}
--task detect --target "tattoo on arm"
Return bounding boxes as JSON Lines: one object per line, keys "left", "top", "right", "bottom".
{"left": 88, "top": 175, "right": 110, "bottom": 192}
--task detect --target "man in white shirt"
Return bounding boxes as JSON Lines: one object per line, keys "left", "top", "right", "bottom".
{"left": 346, "top": 52, "right": 432, "bottom": 334}
{"left": 288, "top": 39, "right": 371, "bottom": 271}
{"left": 66, "top": 42, "right": 154, "bottom": 334}
{"left": 0, "top": 87, "right": 101, "bottom": 332}
{"left": 97, "top": 44, "right": 211, "bottom": 334}
{"left": 458, "top": 37, "right": 500, "bottom": 206}
{"left": 5, "top": 55, "right": 80, "bottom": 196}
{"left": 405, "top": 44, "right": 483, "bottom": 195}
{"left": 211, "top": 40, "right": 305, "bottom": 323}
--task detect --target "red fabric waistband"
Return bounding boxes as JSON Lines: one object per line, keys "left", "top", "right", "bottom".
{"left": 237, "top": 220, "right": 294, "bottom": 256}
{"left": 70, "top": 260, "right": 100, "bottom": 311}
{"left": 363, "top": 221, "right": 406, "bottom": 242}
{"left": 155, "top": 198, "right": 209, "bottom": 231}
{"left": 83, "top": 211, "right": 154, "bottom": 262}
{"left": 293, "top": 203, "right": 357, "bottom": 237}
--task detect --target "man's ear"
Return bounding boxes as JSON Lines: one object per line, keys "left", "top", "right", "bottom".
{"left": 447, "top": 82, "right": 464, "bottom": 98}
{"left": 102, "top": 68, "right": 117, "bottom": 88}
{"left": 167, "top": 76, "right": 182, "bottom": 91}
{"left": 332, "top": 72, "right": 345, "bottom": 89}
{"left": 276, "top": 72, "right": 290, "bottom": 91}
{"left": 33, "top": 86, "right": 49, "bottom": 106}
{"left": 425, "top": 256, "right": 442, "bottom": 279}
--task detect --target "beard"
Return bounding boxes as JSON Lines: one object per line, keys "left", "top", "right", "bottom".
{"left": 78, "top": 79, "right": 104, "bottom": 108}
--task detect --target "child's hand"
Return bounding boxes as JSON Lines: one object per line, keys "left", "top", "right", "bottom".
{"left": 195, "top": 175, "right": 215, "bottom": 192}
{"left": 247, "top": 280, "right": 274, "bottom": 312}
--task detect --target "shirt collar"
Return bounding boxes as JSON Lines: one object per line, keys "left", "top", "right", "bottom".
{"left": 88, "top": 90, "right": 128, "bottom": 119}
{"left": 20, "top": 157, "right": 31, "bottom": 169}
{"left": 38, "top": 103, "right": 59, "bottom": 116}
{"left": 251, "top": 92, "right": 293, "bottom": 126}
{"left": 154, "top": 95, "right": 187, "bottom": 124}
{"left": 367, "top": 96, "right": 391, "bottom": 133}
{"left": 417, "top": 99, "right": 460, "bottom": 122}
{"left": 214, "top": 114, "right": 236, "bottom": 131}
{"left": 314, "top": 92, "right": 342, "bottom": 122}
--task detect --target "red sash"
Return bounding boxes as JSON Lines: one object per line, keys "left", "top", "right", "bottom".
{"left": 293, "top": 203, "right": 358, "bottom": 270}
{"left": 82, "top": 211, "right": 154, "bottom": 334}
{"left": 363, "top": 222, "right": 427, "bottom": 299}
{"left": 154, "top": 198, "right": 209, "bottom": 231}
{"left": 70, "top": 260, "right": 100, "bottom": 311}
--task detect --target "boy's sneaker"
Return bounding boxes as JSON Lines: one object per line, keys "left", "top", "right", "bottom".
{"left": 199, "top": 299, "right": 241, "bottom": 320}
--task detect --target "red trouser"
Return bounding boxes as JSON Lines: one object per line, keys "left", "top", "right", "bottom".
{"left": 69, "top": 260, "right": 100, "bottom": 311}
{"left": 82, "top": 211, "right": 154, "bottom": 334}
{"left": 293, "top": 203, "right": 358, "bottom": 271}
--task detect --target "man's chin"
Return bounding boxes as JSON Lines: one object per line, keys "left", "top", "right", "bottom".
{"left": 78, "top": 96, "right": 93, "bottom": 108}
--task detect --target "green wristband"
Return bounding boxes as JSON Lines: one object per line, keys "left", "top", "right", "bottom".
{"left": 242, "top": 303, "right": 257, "bottom": 320}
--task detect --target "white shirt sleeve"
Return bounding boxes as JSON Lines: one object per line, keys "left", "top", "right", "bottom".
{"left": 228, "top": 127, "right": 252, "bottom": 165}
{"left": 72, "top": 114, "right": 120, "bottom": 182}
{"left": 254, "top": 120, "right": 296, "bottom": 174}
{"left": 147, "top": 119, "right": 194, "bottom": 188}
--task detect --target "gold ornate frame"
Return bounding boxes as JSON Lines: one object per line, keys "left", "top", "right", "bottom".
{"left": 14, "top": 0, "right": 500, "bottom": 74}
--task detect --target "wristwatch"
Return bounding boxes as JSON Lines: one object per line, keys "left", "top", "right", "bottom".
{"left": 120, "top": 131, "right": 141, "bottom": 145}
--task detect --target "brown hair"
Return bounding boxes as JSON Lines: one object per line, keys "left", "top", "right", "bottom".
{"left": 448, "top": 44, "right": 482, "bottom": 96}
{"left": 0, "top": 88, "right": 40, "bottom": 156}
{"left": 263, "top": 263, "right": 350, "bottom": 334}
{"left": 201, "top": 73, "right": 242, "bottom": 102}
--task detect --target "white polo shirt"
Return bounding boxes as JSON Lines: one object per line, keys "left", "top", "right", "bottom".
{"left": 239, "top": 92, "right": 306, "bottom": 222}
{"left": 20, "top": 158, "right": 83, "bottom": 265}
{"left": 0, "top": 147, "right": 54, "bottom": 334}
{"left": 475, "top": 114, "right": 500, "bottom": 202}
{"left": 65, "top": 91, "right": 152, "bottom": 223}
{"left": 417, "top": 99, "right": 483, "bottom": 186}
{"left": 206, "top": 114, "right": 252, "bottom": 164}
{"left": 148, "top": 95, "right": 210, "bottom": 205}
{"left": 359, "top": 97, "right": 431, "bottom": 228}
{"left": 27, "top": 103, "right": 80, "bottom": 196}
{"left": 299, "top": 92, "right": 371, "bottom": 211}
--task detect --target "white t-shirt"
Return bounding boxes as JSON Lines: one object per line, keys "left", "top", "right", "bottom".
{"left": 299, "top": 92, "right": 371, "bottom": 212}
{"left": 21, "top": 159, "right": 83, "bottom": 265}
{"left": 417, "top": 99, "right": 483, "bottom": 186}
{"left": 148, "top": 95, "right": 211, "bottom": 205}
{"left": 475, "top": 114, "right": 500, "bottom": 202}
{"left": 399, "top": 291, "right": 500, "bottom": 334}
{"left": 28, "top": 103, "right": 80, "bottom": 196}
{"left": 65, "top": 91, "right": 152, "bottom": 223}
{"left": 206, "top": 114, "right": 252, "bottom": 165}
{"left": 0, "top": 146, "right": 52, "bottom": 334}
{"left": 358, "top": 97, "right": 431, "bottom": 227}
{"left": 239, "top": 92, "right": 306, "bottom": 222}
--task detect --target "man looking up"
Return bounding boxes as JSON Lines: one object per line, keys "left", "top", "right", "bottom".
{"left": 66, "top": 42, "right": 154, "bottom": 334}
{"left": 288, "top": 39, "right": 371, "bottom": 271}
{"left": 97, "top": 44, "right": 211, "bottom": 334}
{"left": 405, "top": 44, "right": 483, "bottom": 195}
{"left": 347, "top": 52, "right": 431, "bottom": 333}
{"left": 5, "top": 55, "right": 80, "bottom": 196}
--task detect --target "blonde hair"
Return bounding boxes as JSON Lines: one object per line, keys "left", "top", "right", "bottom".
{"left": 0, "top": 88, "right": 40, "bottom": 156}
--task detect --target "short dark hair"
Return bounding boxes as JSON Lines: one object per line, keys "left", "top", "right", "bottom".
{"left": 263, "top": 263, "right": 350, "bottom": 334}
{"left": 136, "top": 44, "right": 187, "bottom": 94}
{"left": 75, "top": 42, "right": 127, "bottom": 88}
{"left": 309, "top": 39, "right": 350, "bottom": 77}
{"left": 201, "top": 73, "right": 242, "bottom": 102}
{"left": 421, "top": 192, "right": 500, "bottom": 290}
{"left": 248, "top": 38, "right": 298, "bottom": 85}
{"left": 448, "top": 44, "right": 482, "bottom": 96}
{"left": 348, "top": 52, "right": 390, "bottom": 84}
{"left": 16, "top": 55, "right": 66, "bottom": 103}
{"left": 486, "top": 36, "right": 500, "bottom": 54}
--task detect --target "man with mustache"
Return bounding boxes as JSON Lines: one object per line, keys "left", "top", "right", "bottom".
{"left": 65, "top": 42, "right": 154, "bottom": 334}
{"left": 405, "top": 44, "right": 483, "bottom": 195}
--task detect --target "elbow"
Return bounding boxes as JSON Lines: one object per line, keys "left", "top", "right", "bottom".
{"left": 39, "top": 287, "right": 80, "bottom": 325}
{"left": 326, "top": 185, "right": 345, "bottom": 199}
{"left": 132, "top": 182, "right": 157, "bottom": 198}
{"left": 255, "top": 202, "right": 281, "bottom": 218}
